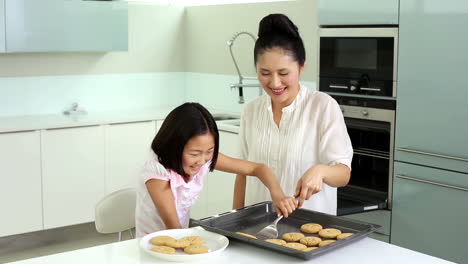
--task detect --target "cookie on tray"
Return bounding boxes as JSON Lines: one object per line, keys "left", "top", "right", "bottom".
{"left": 265, "top": 238, "right": 287, "bottom": 246}
{"left": 337, "top": 233, "right": 354, "bottom": 240}
{"left": 236, "top": 232, "right": 257, "bottom": 239}
{"left": 282, "top": 232, "right": 305, "bottom": 242}
{"left": 318, "top": 240, "right": 336, "bottom": 247}
{"left": 299, "top": 236, "right": 322, "bottom": 246}
{"left": 150, "top": 236, "right": 176, "bottom": 246}
{"left": 284, "top": 242, "right": 307, "bottom": 251}
{"left": 318, "top": 228, "right": 342, "bottom": 239}
{"left": 302, "top": 246, "right": 318, "bottom": 252}
{"left": 300, "top": 223, "right": 323, "bottom": 234}
{"left": 151, "top": 246, "right": 176, "bottom": 254}
{"left": 184, "top": 244, "right": 209, "bottom": 254}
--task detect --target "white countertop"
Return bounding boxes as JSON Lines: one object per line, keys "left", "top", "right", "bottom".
{"left": 7, "top": 235, "right": 453, "bottom": 264}
{"left": 0, "top": 107, "right": 240, "bottom": 134}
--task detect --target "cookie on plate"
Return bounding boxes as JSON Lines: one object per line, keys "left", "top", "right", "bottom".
{"left": 302, "top": 246, "right": 318, "bottom": 252}
{"left": 337, "top": 233, "right": 354, "bottom": 240}
{"left": 282, "top": 232, "right": 305, "bottom": 242}
{"left": 184, "top": 244, "right": 209, "bottom": 254}
{"left": 300, "top": 223, "right": 323, "bottom": 234}
{"left": 318, "top": 240, "right": 336, "bottom": 247}
{"left": 265, "top": 238, "right": 287, "bottom": 246}
{"left": 150, "top": 236, "right": 176, "bottom": 246}
{"left": 318, "top": 228, "right": 342, "bottom": 239}
{"left": 180, "top": 236, "right": 205, "bottom": 245}
{"left": 151, "top": 246, "right": 176, "bottom": 254}
{"left": 235, "top": 232, "right": 257, "bottom": 239}
{"left": 165, "top": 238, "right": 191, "bottom": 248}
{"left": 284, "top": 242, "right": 307, "bottom": 251}
{"left": 299, "top": 236, "right": 322, "bottom": 246}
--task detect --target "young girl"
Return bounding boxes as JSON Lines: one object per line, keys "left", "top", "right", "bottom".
{"left": 135, "top": 103, "right": 297, "bottom": 237}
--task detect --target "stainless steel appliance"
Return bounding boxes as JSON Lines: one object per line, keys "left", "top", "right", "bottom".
{"left": 318, "top": 27, "right": 398, "bottom": 217}
{"left": 319, "top": 27, "right": 398, "bottom": 98}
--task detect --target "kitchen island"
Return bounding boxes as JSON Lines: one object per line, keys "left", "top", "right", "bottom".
{"left": 7, "top": 235, "right": 453, "bottom": 264}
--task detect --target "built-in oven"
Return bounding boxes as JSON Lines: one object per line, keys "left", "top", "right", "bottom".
{"left": 319, "top": 27, "right": 398, "bottom": 98}
{"left": 333, "top": 96, "right": 395, "bottom": 216}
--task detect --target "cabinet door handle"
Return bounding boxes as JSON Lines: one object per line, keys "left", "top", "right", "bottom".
{"left": 396, "top": 175, "right": 468, "bottom": 192}
{"left": 329, "top": 84, "right": 348, "bottom": 89}
{"left": 397, "top": 147, "right": 468, "bottom": 162}
{"left": 360, "top": 87, "right": 381, "bottom": 92}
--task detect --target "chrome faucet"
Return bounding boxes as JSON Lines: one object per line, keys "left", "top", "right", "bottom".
{"left": 228, "top": 31, "right": 262, "bottom": 104}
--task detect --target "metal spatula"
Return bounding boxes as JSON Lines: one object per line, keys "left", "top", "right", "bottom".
{"left": 255, "top": 215, "right": 283, "bottom": 239}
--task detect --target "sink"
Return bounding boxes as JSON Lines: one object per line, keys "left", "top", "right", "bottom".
{"left": 212, "top": 113, "right": 240, "bottom": 121}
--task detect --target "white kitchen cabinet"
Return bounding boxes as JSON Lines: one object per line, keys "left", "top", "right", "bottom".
{"left": 0, "top": 0, "right": 5, "bottom": 52}
{"left": 105, "top": 121, "right": 156, "bottom": 194}
{"left": 191, "top": 130, "right": 240, "bottom": 219}
{"left": 0, "top": 130, "right": 42, "bottom": 237}
{"left": 156, "top": 120, "right": 164, "bottom": 132}
{"left": 41, "top": 125, "right": 105, "bottom": 229}
{"left": 5, "top": 0, "right": 127, "bottom": 52}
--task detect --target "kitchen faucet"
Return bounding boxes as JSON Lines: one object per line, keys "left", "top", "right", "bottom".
{"left": 228, "top": 31, "right": 262, "bottom": 104}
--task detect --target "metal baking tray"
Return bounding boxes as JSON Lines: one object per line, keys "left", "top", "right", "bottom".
{"left": 193, "top": 201, "right": 381, "bottom": 260}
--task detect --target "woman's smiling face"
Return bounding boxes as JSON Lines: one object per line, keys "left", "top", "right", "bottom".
{"left": 256, "top": 47, "right": 305, "bottom": 108}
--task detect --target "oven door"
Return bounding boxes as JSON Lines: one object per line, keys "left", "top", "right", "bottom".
{"left": 319, "top": 28, "right": 398, "bottom": 97}
{"left": 337, "top": 115, "right": 393, "bottom": 216}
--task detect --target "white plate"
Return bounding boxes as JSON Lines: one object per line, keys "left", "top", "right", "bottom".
{"left": 139, "top": 228, "right": 229, "bottom": 262}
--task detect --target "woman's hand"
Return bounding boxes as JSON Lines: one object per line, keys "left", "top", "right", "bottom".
{"left": 294, "top": 165, "right": 326, "bottom": 208}
{"left": 270, "top": 189, "right": 298, "bottom": 218}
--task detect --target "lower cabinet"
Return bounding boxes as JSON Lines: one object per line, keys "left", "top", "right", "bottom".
{"left": 0, "top": 131, "right": 42, "bottom": 237}
{"left": 41, "top": 126, "right": 105, "bottom": 229}
{"left": 105, "top": 121, "right": 156, "bottom": 194}
{"left": 191, "top": 130, "right": 239, "bottom": 219}
{"left": 343, "top": 210, "right": 391, "bottom": 243}
{"left": 391, "top": 162, "right": 468, "bottom": 263}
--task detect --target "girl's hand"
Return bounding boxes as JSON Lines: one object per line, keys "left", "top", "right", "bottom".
{"left": 271, "top": 190, "right": 298, "bottom": 218}
{"left": 294, "top": 165, "right": 326, "bottom": 208}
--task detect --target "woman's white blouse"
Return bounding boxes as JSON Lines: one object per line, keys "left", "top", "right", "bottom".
{"left": 240, "top": 85, "right": 353, "bottom": 215}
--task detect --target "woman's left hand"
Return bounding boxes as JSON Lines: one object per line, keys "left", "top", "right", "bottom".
{"left": 294, "top": 165, "right": 326, "bottom": 208}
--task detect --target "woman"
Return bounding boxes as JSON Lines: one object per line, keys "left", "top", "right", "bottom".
{"left": 233, "top": 14, "right": 353, "bottom": 215}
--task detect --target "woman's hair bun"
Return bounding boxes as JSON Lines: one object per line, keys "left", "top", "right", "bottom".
{"left": 258, "top": 13, "right": 299, "bottom": 39}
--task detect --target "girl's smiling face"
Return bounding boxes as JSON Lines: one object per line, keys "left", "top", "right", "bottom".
{"left": 256, "top": 47, "right": 305, "bottom": 108}
{"left": 182, "top": 132, "right": 215, "bottom": 177}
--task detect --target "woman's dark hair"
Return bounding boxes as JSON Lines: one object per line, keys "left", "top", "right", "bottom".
{"left": 254, "top": 13, "right": 305, "bottom": 66}
{"left": 151, "top": 103, "right": 219, "bottom": 178}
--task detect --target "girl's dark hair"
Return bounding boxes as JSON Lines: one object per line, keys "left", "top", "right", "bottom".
{"left": 254, "top": 14, "right": 305, "bottom": 66}
{"left": 151, "top": 103, "right": 219, "bottom": 178}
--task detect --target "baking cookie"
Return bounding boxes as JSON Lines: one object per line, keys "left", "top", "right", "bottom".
{"left": 282, "top": 232, "right": 305, "bottom": 242}
{"left": 184, "top": 244, "right": 209, "bottom": 254}
{"left": 318, "top": 228, "right": 342, "bottom": 239}
{"left": 302, "top": 247, "right": 318, "bottom": 252}
{"left": 337, "top": 233, "right": 354, "bottom": 240}
{"left": 284, "top": 242, "right": 307, "bottom": 251}
{"left": 299, "top": 236, "right": 322, "bottom": 246}
{"left": 300, "top": 223, "right": 323, "bottom": 234}
{"left": 150, "top": 236, "right": 176, "bottom": 246}
{"left": 180, "top": 236, "right": 205, "bottom": 245}
{"left": 151, "top": 246, "right": 176, "bottom": 254}
{"left": 318, "top": 240, "right": 336, "bottom": 247}
{"left": 165, "top": 238, "right": 191, "bottom": 248}
{"left": 265, "top": 239, "right": 287, "bottom": 246}
{"left": 235, "top": 232, "right": 257, "bottom": 239}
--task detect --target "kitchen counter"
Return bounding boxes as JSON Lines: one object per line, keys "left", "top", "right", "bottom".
{"left": 0, "top": 107, "right": 241, "bottom": 134}
{"left": 7, "top": 235, "right": 453, "bottom": 264}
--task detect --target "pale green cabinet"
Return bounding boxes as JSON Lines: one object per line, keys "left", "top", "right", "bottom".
{"left": 0, "top": 0, "right": 5, "bottom": 52}
{"left": 395, "top": 0, "right": 468, "bottom": 173}
{"left": 343, "top": 210, "right": 390, "bottom": 243}
{"left": 391, "top": 162, "right": 468, "bottom": 263}
{"left": 318, "top": 0, "right": 399, "bottom": 26}
{"left": 5, "top": 0, "right": 127, "bottom": 52}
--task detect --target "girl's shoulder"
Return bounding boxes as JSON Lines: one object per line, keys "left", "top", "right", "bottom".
{"left": 142, "top": 151, "right": 171, "bottom": 180}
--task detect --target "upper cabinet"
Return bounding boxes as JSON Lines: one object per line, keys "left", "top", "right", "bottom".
{"left": 0, "top": 0, "right": 5, "bottom": 52}
{"left": 2, "top": 0, "right": 128, "bottom": 53}
{"left": 318, "top": 0, "right": 399, "bottom": 26}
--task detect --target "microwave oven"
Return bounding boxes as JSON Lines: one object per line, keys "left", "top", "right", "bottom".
{"left": 319, "top": 27, "right": 398, "bottom": 98}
